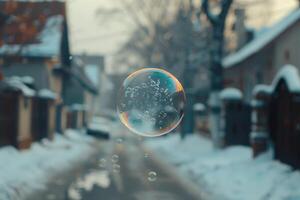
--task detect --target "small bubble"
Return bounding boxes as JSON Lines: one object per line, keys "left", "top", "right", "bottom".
{"left": 99, "top": 158, "right": 107, "bottom": 168}
{"left": 113, "top": 164, "right": 121, "bottom": 173}
{"left": 116, "top": 138, "right": 123, "bottom": 144}
{"left": 147, "top": 171, "right": 157, "bottom": 182}
{"left": 112, "top": 154, "right": 119, "bottom": 163}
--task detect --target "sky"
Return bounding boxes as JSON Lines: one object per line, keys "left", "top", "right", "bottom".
{"left": 67, "top": 0, "right": 298, "bottom": 71}
{"left": 67, "top": 0, "right": 135, "bottom": 73}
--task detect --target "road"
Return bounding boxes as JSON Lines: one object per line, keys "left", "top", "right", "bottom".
{"left": 27, "top": 125, "right": 203, "bottom": 200}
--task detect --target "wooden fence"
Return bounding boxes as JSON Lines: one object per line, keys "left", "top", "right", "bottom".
{"left": 251, "top": 65, "right": 300, "bottom": 169}
{"left": 220, "top": 88, "right": 251, "bottom": 147}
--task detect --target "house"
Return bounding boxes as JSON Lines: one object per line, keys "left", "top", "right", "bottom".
{"left": 223, "top": 8, "right": 300, "bottom": 102}
{"left": 0, "top": 0, "right": 97, "bottom": 133}
{"left": 0, "top": 0, "right": 71, "bottom": 95}
{"left": 63, "top": 57, "right": 98, "bottom": 128}
{"left": 74, "top": 54, "right": 105, "bottom": 115}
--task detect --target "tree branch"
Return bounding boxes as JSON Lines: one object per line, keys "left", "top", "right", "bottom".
{"left": 220, "top": 0, "right": 233, "bottom": 20}
{"left": 201, "top": 0, "right": 233, "bottom": 26}
{"left": 201, "top": 0, "right": 218, "bottom": 25}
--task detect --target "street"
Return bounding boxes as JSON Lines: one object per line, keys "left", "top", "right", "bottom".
{"left": 27, "top": 124, "right": 203, "bottom": 200}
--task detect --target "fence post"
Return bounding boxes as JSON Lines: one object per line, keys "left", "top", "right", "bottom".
{"left": 220, "top": 88, "right": 243, "bottom": 147}
{"left": 250, "top": 85, "right": 271, "bottom": 158}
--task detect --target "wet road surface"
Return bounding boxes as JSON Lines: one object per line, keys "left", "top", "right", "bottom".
{"left": 27, "top": 127, "right": 203, "bottom": 200}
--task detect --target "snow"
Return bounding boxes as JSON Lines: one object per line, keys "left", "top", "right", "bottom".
{"left": 70, "top": 104, "right": 88, "bottom": 111}
{"left": 253, "top": 84, "right": 272, "bottom": 96}
{"left": 220, "top": 88, "right": 243, "bottom": 100}
{"left": 0, "top": 130, "right": 95, "bottom": 200}
{"left": 5, "top": 77, "right": 35, "bottom": 97}
{"left": 271, "top": 64, "right": 300, "bottom": 93}
{"left": 20, "top": 76, "right": 34, "bottom": 85}
{"left": 223, "top": 9, "right": 300, "bottom": 68}
{"left": 0, "top": 16, "right": 63, "bottom": 57}
{"left": 193, "top": 103, "right": 206, "bottom": 112}
{"left": 84, "top": 65, "right": 99, "bottom": 86}
{"left": 88, "top": 117, "right": 112, "bottom": 133}
{"left": 38, "top": 89, "right": 57, "bottom": 99}
{"left": 147, "top": 134, "right": 300, "bottom": 200}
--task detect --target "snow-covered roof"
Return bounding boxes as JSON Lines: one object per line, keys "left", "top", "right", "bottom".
{"left": 220, "top": 88, "right": 243, "bottom": 100}
{"left": 0, "top": 1, "right": 66, "bottom": 57}
{"left": 38, "top": 89, "right": 58, "bottom": 99}
{"left": 223, "top": 9, "right": 300, "bottom": 68}
{"left": 0, "top": 16, "right": 63, "bottom": 57}
{"left": 271, "top": 64, "right": 300, "bottom": 93}
{"left": 4, "top": 77, "right": 35, "bottom": 97}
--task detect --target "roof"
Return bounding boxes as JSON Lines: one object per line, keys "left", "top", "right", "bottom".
{"left": 1, "top": 77, "right": 35, "bottom": 97}
{"left": 84, "top": 64, "right": 99, "bottom": 86}
{"left": 71, "top": 66, "right": 98, "bottom": 95}
{"left": 0, "top": 0, "right": 66, "bottom": 57}
{"left": 2, "top": 62, "right": 51, "bottom": 90}
{"left": 223, "top": 9, "right": 300, "bottom": 68}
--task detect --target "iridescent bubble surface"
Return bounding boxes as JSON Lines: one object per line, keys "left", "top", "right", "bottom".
{"left": 117, "top": 68, "right": 185, "bottom": 137}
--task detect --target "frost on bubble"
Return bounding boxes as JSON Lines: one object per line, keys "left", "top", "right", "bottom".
{"left": 117, "top": 68, "right": 185, "bottom": 137}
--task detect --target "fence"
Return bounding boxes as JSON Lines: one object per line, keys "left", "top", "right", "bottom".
{"left": 0, "top": 82, "right": 33, "bottom": 149}
{"left": 220, "top": 88, "right": 251, "bottom": 147}
{"left": 251, "top": 65, "right": 300, "bottom": 169}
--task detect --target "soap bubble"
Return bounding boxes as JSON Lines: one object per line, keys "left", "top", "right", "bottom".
{"left": 147, "top": 171, "right": 157, "bottom": 182}
{"left": 117, "top": 68, "right": 185, "bottom": 137}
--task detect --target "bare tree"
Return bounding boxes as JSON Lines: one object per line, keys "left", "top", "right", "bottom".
{"left": 202, "top": 0, "right": 233, "bottom": 148}
{"left": 113, "top": 0, "right": 211, "bottom": 78}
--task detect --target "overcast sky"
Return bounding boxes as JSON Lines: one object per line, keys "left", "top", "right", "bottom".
{"left": 67, "top": 0, "right": 132, "bottom": 54}
{"left": 67, "top": 0, "right": 298, "bottom": 70}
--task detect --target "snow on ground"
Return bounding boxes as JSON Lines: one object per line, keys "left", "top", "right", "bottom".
{"left": 0, "top": 130, "right": 96, "bottom": 200}
{"left": 147, "top": 134, "right": 300, "bottom": 200}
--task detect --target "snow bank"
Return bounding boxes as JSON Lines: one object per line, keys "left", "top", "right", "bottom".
{"left": 147, "top": 134, "right": 300, "bottom": 200}
{"left": 220, "top": 88, "right": 243, "bottom": 100}
{"left": 0, "top": 130, "right": 95, "bottom": 200}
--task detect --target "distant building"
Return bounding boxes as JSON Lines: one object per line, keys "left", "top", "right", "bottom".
{"left": 223, "top": 8, "right": 300, "bottom": 102}
{"left": 73, "top": 54, "right": 109, "bottom": 115}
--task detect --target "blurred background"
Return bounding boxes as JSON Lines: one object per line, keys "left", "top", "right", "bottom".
{"left": 0, "top": 0, "right": 300, "bottom": 199}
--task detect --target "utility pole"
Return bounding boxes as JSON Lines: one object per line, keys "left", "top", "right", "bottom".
{"left": 202, "top": 0, "right": 232, "bottom": 148}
